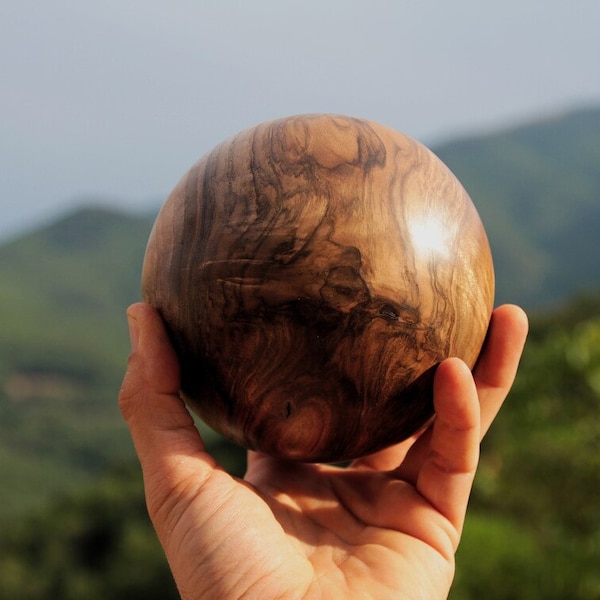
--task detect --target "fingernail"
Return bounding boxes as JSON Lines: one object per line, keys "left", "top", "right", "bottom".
{"left": 127, "top": 311, "right": 140, "bottom": 353}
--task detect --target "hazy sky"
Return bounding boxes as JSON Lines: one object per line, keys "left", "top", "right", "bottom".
{"left": 2, "top": 0, "right": 600, "bottom": 240}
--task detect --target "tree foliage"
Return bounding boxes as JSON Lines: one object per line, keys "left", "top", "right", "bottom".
{"left": 1, "top": 297, "right": 599, "bottom": 598}
{"left": 0, "top": 464, "right": 179, "bottom": 600}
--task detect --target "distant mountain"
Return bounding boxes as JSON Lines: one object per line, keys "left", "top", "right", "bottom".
{"left": 0, "top": 206, "right": 154, "bottom": 377}
{"left": 434, "top": 106, "right": 600, "bottom": 309}
{"left": 1, "top": 106, "right": 599, "bottom": 523}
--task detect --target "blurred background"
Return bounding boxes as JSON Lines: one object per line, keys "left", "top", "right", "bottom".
{"left": 1, "top": 1, "right": 599, "bottom": 598}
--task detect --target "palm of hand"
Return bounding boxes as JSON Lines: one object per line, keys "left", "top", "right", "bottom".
{"left": 244, "top": 453, "right": 456, "bottom": 599}
{"left": 148, "top": 409, "right": 469, "bottom": 600}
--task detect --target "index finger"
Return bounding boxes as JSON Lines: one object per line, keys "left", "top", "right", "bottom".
{"left": 473, "top": 304, "right": 528, "bottom": 436}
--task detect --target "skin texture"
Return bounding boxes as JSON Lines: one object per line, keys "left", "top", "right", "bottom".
{"left": 119, "top": 302, "right": 528, "bottom": 600}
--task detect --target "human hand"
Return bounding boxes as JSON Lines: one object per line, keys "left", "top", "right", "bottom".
{"left": 119, "top": 303, "right": 527, "bottom": 599}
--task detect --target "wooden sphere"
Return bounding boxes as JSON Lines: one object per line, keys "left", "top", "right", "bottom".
{"left": 142, "top": 114, "right": 494, "bottom": 463}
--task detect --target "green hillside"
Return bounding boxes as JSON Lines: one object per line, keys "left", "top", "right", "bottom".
{"left": 0, "top": 207, "right": 155, "bottom": 519}
{"left": 0, "top": 106, "right": 599, "bottom": 597}
{"left": 435, "top": 106, "right": 600, "bottom": 308}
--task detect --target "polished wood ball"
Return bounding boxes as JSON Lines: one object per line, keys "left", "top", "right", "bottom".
{"left": 142, "top": 114, "right": 494, "bottom": 463}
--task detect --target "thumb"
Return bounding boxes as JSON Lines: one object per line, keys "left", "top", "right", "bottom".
{"left": 119, "top": 302, "right": 202, "bottom": 456}
{"left": 119, "top": 303, "right": 220, "bottom": 518}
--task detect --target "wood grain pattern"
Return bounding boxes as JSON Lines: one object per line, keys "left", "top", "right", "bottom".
{"left": 142, "top": 114, "right": 494, "bottom": 462}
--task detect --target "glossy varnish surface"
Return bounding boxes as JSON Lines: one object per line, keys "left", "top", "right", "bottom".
{"left": 142, "top": 114, "right": 494, "bottom": 462}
